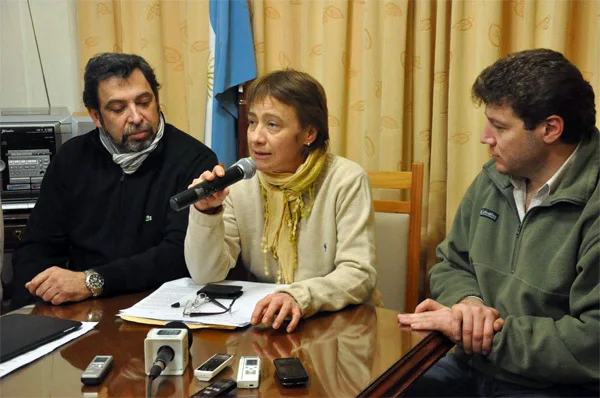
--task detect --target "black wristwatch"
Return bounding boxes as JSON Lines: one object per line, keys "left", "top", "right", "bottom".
{"left": 84, "top": 270, "right": 104, "bottom": 297}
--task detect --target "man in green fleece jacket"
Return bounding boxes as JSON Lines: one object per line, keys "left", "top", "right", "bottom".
{"left": 399, "top": 49, "right": 599, "bottom": 397}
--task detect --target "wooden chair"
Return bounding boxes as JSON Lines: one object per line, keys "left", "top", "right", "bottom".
{"left": 367, "top": 163, "right": 424, "bottom": 313}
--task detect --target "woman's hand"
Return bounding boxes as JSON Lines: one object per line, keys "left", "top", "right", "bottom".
{"left": 190, "top": 164, "right": 229, "bottom": 212}
{"left": 251, "top": 292, "right": 302, "bottom": 333}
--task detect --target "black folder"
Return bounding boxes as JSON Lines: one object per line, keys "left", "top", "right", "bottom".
{"left": 0, "top": 313, "right": 82, "bottom": 363}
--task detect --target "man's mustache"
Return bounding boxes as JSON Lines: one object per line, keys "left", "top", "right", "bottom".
{"left": 121, "top": 123, "right": 153, "bottom": 144}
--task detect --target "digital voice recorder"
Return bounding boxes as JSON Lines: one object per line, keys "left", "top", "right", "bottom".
{"left": 81, "top": 355, "right": 113, "bottom": 385}
{"left": 236, "top": 356, "right": 261, "bottom": 389}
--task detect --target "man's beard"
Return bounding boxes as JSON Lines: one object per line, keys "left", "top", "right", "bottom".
{"left": 104, "top": 121, "right": 157, "bottom": 153}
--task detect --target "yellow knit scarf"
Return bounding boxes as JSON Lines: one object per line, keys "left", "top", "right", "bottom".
{"left": 258, "top": 150, "right": 328, "bottom": 284}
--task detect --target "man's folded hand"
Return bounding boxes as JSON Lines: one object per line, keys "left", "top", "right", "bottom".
{"left": 397, "top": 298, "right": 505, "bottom": 356}
{"left": 398, "top": 299, "right": 454, "bottom": 337}
{"left": 452, "top": 297, "right": 505, "bottom": 355}
{"left": 25, "top": 266, "right": 92, "bottom": 305}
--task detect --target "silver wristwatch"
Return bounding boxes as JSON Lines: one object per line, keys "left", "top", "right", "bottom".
{"left": 84, "top": 270, "right": 104, "bottom": 297}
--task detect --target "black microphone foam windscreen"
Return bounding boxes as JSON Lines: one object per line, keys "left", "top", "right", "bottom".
{"left": 164, "top": 321, "right": 193, "bottom": 349}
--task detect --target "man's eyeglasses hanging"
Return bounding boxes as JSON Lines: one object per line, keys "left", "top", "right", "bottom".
{"left": 183, "top": 292, "right": 239, "bottom": 317}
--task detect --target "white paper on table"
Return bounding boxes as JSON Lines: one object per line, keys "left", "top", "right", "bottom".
{"left": 118, "top": 278, "right": 287, "bottom": 327}
{"left": 0, "top": 321, "right": 98, "bottom": 378}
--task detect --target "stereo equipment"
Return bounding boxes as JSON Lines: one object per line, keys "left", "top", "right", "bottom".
{"left": 0, "top": 107, "right": 71, "bottom": 211}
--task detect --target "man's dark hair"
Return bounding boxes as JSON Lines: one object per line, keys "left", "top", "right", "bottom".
{"left": 472, "top": 48, "right": 596, "bottom": 144}
{"left": 246, "top": 69, "right": 329, "bottom": 155}
{"left": 83, "top": 53, "right": 161, "bottom": 110}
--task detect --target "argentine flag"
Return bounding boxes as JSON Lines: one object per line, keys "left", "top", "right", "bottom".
{"left": 205, "top": 0, "right": 257, "bottom": 167}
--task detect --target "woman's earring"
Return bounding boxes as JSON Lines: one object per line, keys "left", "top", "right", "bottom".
{"left": 306, "top": 142, "right": 311, "bottom": 147}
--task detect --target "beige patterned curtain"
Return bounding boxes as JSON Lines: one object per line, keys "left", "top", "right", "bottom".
{"left": 76, "top": 0, "right": 211, "bottom": 142}
{"left": 249, "top": 0, "right": 600, "bottom": 268}
{"left": 76, "top": 0, "right": 600, "bottom": 270}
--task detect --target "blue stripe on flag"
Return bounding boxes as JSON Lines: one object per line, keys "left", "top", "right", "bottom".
{"left": 209, "top": 0, "right": 257, "bottom": 167}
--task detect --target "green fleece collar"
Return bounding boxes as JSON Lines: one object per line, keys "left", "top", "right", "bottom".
{"left": 482, "top": 129, "right": 599, "bottom": 207}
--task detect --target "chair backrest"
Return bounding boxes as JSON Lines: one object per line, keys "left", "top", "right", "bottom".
{"left": 367, "top": 163, "right": 424, "bottom": 313}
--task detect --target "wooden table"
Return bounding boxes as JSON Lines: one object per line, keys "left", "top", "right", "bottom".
{"left": 0, "top": 292, "right": 453, "bottom": 397}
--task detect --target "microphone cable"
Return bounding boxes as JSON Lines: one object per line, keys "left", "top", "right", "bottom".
{"left": 146, "top": 345, "right": 175, "bottom": 398}
{"left": 146, "top": 375, "right": 153, "bottom": 398}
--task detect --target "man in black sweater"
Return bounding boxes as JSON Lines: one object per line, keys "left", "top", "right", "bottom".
{"left": 10, "top": 53, "right": 217, "bottom": 309}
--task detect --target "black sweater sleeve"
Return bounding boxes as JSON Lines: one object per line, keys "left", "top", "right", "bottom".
{"left": 94, "top": 149, "right": 217, "bottom": 297}
{"left": 10, "top": 152, "right": 71, "bottom": 309}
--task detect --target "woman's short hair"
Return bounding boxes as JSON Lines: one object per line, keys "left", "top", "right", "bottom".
{"left": 246, "top": 70, "right": 329, "bottom": 153}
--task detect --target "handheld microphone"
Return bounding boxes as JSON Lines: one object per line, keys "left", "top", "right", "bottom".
{"left": 144, "top": 321, "right": 193, "bottom": 377}
{"left": 169, "top": 158, "right": 257, "bottom": 212}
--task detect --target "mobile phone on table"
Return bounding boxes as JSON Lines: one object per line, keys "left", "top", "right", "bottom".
{"left": 194, "top": 353, "right": 234, "bottom": 381}
{"left": 198, "top": 284, "right": 243, "bottom": 299}
{"left": 273, "top": 357, "right": 309, "bottom": 387}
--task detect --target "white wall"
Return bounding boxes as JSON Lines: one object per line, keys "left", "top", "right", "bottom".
{"left": 0, "top": 0, "right": 82, "bottom": 113}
